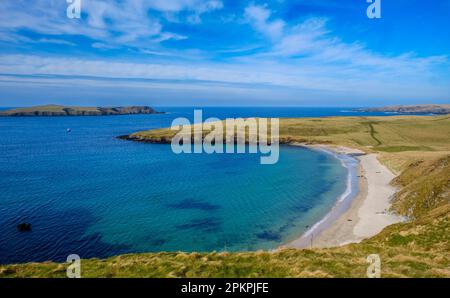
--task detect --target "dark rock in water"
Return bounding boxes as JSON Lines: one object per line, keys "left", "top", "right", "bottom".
{"left": 256, "top": 230, "right": 282, "bottom": 241}
{"left": 176, "top": 217, "right": 221, "bottom": 233}
{"left": 17, "top": 223, "right": 31, "bottom": 232}
{"left": 167, "top": 198, "right": 220, "bottom": 211}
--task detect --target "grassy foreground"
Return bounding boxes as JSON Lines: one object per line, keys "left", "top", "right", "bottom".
{"left": 1, "top": 115, "right": 449, "bottom": 277}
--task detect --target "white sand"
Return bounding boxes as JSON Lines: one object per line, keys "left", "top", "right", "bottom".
{"left": 285, "top": 144, "right": 403, "bottom": 249}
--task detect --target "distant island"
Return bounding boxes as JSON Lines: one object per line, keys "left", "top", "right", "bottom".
{"left": 355, "top": 104, "right": 450, "bottom": 115}
{"left": 0, "top": 105, "right": 163, "bottom": 116}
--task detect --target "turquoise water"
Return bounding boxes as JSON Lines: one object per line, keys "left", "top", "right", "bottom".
{"left": 0, "top": 107, "right": 373, "bottom": 264}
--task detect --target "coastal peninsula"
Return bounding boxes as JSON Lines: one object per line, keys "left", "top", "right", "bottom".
{"left": 0, "top": 105, "right": 162, "bottom": 116}
{"left": 355, "top": 104, "right": 450, "bottom": 114}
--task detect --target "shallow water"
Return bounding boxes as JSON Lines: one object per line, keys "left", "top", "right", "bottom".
{"left": 0, "top": 107, "right": 389, "bottom": 263}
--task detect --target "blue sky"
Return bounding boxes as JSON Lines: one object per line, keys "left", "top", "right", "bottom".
{"left": 0, "top": 0, "right": 449, "bottom": 107}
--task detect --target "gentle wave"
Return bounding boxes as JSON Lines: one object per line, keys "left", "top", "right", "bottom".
{"left": 298, "top": 148, "right": 359, "bottom": 240}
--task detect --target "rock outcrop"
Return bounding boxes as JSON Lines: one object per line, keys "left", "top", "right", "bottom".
{"left": 17, "top": 223, "right": 31, "bottom": 232}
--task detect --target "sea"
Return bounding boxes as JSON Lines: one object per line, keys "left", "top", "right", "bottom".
{"left": 0, "top": 107, "right": 397, "bottom": 264}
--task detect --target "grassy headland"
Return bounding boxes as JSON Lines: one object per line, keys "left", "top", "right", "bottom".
{"left": 124, "top": 115, "right": 449, "bottom": 152}
{"left": 356, "top": 104, "right": 450, "bottom": 115}
{"left": 0, "top": 105, "right": 161, "bottom": 116}
{"left": 1, "top": 115, "right": 449, "bottom": 277}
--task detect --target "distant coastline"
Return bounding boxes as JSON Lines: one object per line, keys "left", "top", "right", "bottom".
{"left": 355, "top": 104, "right": 450, "bottom": 115}
{"left": 0, "top": 105, "right": 163, "bottom": 117}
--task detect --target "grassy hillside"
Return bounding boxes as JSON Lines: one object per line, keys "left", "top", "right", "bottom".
{"left": 126, "top": 115, "right": 450, "bottom": 152}
{"left": 1, "top": 115, "right": 449, "bottom": 278}
{"left": 127, "top": 115, "right": 450, "bottom": 174}
{"left": 391, "top": 155, "right": 450, "bottom": 218}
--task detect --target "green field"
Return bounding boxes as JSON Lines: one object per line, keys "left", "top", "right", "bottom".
{"left": 129, "top": 115, "right": 450, "bottom": 150}
{"left": 1, "top": 115, "right": 449, "bottom": 277}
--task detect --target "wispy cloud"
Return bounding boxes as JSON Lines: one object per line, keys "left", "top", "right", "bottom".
{"left": 245, "top": 4, "right": 285, "bottom": 40}
{"left": 0, "top": 0, "right": 223, "bottom": 48}
{"left": 0, "top": 51, "right": 447, "bottom": 100}
{"left": 38, "top": 38, "right": 76, "bottom": 46}
{"left": 241, "top": 4, "right": 449, "bottom": 88}
{"left": 0, "top": 1, "right": 448, "bottom": 105}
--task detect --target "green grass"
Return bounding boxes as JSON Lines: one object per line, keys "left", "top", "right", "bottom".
{"left": 128, "top": 115, "right": 450, "bottom": 153}
{"left": 366, "top": 121, "right": 382, "bottom": 146}
{"left": 390, "top": 155, "right": 450, "bottom": 218}
{"left": 376, "top": 146, "right": 434, "bottom": 152}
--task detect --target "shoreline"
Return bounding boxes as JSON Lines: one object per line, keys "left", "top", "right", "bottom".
{"left": 283, "top": 143, "right": 403, "bottom": 249}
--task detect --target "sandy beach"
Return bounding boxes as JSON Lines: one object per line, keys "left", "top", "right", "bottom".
{"left": 285, "top": 144, "right": 404, "bottom": 249}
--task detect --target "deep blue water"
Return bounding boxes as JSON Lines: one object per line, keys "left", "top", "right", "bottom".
{"left": 0, "top": 107, "right": 396, "bottom": 264}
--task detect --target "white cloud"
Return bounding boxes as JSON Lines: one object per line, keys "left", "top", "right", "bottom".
{"left": 0, "top": 53, "right": 448, "bottom": 101}
{"left": 0, "top": 0, "right": 223, "bottom": 49}
{"left": 186, "top": 0, "right": 223, "bottom": 24}
{"left": 91, "top": 42, "right": 117, "bottom": 50}
{"left": 0, "top": 31, "right": 75, "bottom": 46}
{"left": 245, "top": 4, "right": 285, "bottom": 40}
{"left": 151, "top": 32, "right": 188, "bottom": 43}
{"left": 0, "top": 2, "right": 448, "bottom": 104}
{"left": 270, "top": 18, "right": 330, "bottom": 56}
{"left": 243, "top": 4, "right": 449, "bottom": 82}
{"left": 144, "top": 0, "right": 222, "bottom": 13}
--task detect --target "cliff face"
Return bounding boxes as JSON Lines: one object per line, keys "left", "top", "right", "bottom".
{"left": 0, "top": 105, "right": 162, "bottom": 116}
{"left": 356, "top": 104, "right": 450, "bottom": 115}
